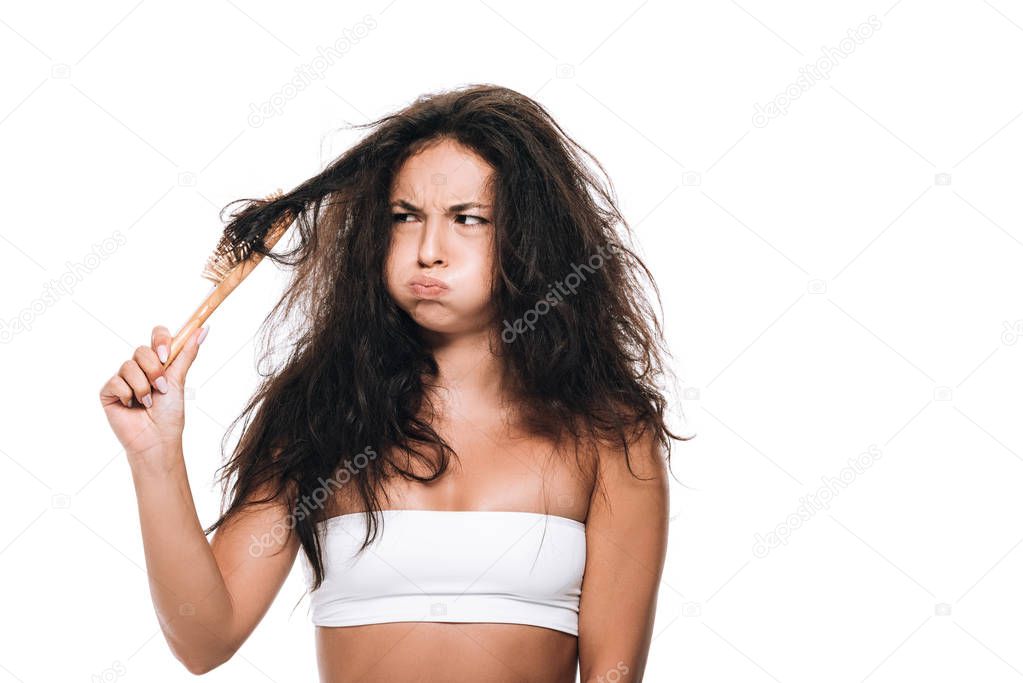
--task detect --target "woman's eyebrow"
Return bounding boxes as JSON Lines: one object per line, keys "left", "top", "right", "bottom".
{"left": 390, "top": 199, "right": 491, "bottom": 212}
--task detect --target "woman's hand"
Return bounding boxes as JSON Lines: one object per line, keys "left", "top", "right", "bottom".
{"left": 98, "top": 324, "right": 208, "bottom": 462}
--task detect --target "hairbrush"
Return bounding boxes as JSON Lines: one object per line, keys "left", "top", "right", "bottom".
{"left": 161, "top": 189, "right": 295, "bottom": 368}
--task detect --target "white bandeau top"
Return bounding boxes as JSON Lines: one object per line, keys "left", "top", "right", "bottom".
{"left": 303, "top": 509, "right": 587, "bottom": 636}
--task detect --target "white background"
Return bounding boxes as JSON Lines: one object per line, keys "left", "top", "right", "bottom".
{"left": 2, "top": 0, "right": 1022, "bottom": 681}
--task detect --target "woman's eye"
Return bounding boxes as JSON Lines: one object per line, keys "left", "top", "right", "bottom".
{"left": 458, "top": 215, "right": 490, "bottom": 227}
{"left": 391, "top": 213, "right": 489, "bottom": 227}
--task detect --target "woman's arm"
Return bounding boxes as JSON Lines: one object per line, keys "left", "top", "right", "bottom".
{"left": 577, "top": 429, "right": 670, "bottom": 682}
{"left": 130, "top": 444, "right": 300, "bottom": 674}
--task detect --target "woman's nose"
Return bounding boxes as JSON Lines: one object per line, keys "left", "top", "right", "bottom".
{"left": 417, "top": 215, "right": 447, "bottom": 267}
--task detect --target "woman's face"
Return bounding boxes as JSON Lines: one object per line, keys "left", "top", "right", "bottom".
{"left": 384, "top": 138, "right": 497, "bottom": 339}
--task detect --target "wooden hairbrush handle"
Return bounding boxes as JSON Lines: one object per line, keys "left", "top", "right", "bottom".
{"left": 162, "top": 197, "right": 295, "bottom": 369}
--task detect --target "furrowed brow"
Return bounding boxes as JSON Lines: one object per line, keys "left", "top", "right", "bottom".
{"left": 390, "top": 199, "right": 491, "bottom": 213}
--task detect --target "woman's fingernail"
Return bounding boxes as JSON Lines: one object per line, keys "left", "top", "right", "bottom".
{"left": 157, "top": 345, "right": 169, "bottom": 363}
{"left": 155, "top": 376, "right": 168, "bottom": 394}
{"left": 198, "top": 326, "right": 209, "bottom": 345}
{"left": 142, "top": 394, "right": 153, "bottom": 409}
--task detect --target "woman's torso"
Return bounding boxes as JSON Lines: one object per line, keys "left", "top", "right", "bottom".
{"left": 313, "top": 405, "right": 596, "bottom": 683}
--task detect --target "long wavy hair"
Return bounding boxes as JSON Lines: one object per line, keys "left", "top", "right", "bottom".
{"left": 200, "top": 83, "right": 690, "bottom": 609}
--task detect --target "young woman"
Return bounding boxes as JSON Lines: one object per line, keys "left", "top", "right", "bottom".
{"left": 99, "top": 84, "right": 686, "bottom": 682}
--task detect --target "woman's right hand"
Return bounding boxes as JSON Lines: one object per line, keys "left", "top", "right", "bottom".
{"left": 98, "top": 324, "right": 209, "bottom": 462}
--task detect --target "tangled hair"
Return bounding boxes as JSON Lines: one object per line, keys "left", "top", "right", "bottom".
{"left": 200, "top": 83, "right": 691, "bottom": 609}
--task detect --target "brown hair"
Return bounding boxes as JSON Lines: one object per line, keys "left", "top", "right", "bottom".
{"left": 201, "top": 83, "right": 690, "bottom": 604}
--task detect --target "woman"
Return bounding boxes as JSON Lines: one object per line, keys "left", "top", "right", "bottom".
{"left": 99, "top": 83, "right": 686, "bottom": 682}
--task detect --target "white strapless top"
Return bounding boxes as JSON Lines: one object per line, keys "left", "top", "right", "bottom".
{"left": 303, "top": 509, "right": 587, "bottom": 636}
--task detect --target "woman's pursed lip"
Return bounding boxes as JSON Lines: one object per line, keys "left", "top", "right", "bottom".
{"left": 408, "top": 275, "right": 449, "bottom": 289}
{"left": 409, "top": 283, "right": 448, "bottom": 297}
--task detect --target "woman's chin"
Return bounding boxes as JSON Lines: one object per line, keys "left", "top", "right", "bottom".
{"left": 408, "top": 309, "right": 457, "bottom": 334}
{"left": 398, "top": 298, "right": 493, "bottom": 338}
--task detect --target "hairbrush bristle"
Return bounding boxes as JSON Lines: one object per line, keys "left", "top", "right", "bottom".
{"left": 200, "top": 189, "right": 285, "bottom": 285}
{"left": 200, "top": 236, "right": 253, "bottom": 284}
